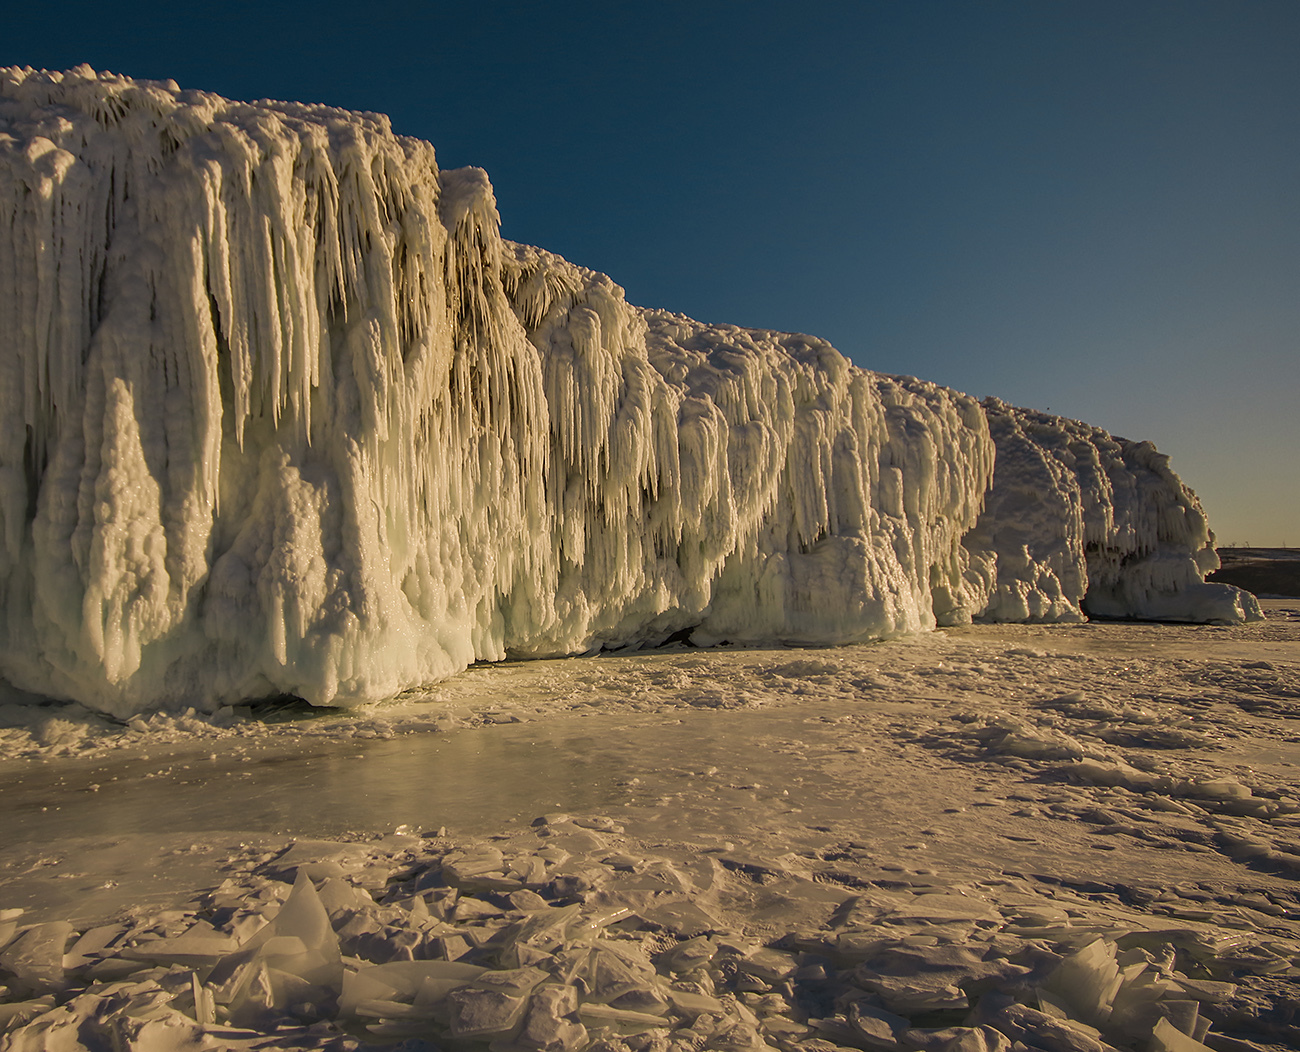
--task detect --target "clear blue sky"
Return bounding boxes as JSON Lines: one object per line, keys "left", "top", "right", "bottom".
{"left": 6, "top": 1, "right": 1297, "bottom": 545}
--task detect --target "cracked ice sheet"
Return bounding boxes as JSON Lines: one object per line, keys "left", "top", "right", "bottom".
{"left": 0, "top": 602, "right": 1298, "bottom": 1048}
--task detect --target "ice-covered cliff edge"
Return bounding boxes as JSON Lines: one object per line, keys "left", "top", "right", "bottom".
{"left": 0, "top": 67, "right": 1258, "bottom": 716}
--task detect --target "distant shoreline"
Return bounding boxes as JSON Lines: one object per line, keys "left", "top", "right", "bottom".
{"left": 1210, "top": 547, "right": 1300, "bottom": 597}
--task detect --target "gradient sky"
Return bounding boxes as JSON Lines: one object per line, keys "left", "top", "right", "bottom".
{"left": 6, "top": 1, "right": 1297, "bottom": 545}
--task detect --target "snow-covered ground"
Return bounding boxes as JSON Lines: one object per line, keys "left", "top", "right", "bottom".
{"left": 0, "top": 599, "right": 1296, "bottom": 1050}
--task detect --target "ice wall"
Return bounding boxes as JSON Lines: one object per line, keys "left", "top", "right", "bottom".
{"left": 501, "top": 241, "right": 994, "bottom": 650}
{"left": 0, "top": 67, "right": 1256, "bottom": 716}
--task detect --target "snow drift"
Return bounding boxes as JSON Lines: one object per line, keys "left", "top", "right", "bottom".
{"left": 0, "top": 67, "right": 1259, "bottom": 716}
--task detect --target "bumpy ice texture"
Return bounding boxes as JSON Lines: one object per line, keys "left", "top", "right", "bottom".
{"left": 0, "top": 67, "right": 1257, "bottom": 716}
{"left": 961, "top": 401, "right": 1260, "bottom": 627}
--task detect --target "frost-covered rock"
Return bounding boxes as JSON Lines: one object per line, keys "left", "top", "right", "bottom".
{"left": 0, "top": 66, "right": 1256, "bottom": 716}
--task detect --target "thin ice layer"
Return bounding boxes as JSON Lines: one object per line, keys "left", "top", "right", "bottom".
{"left": 0, "top": 67, "right": 1255, "bottom": 716}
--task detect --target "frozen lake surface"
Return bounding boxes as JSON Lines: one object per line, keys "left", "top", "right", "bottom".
{"left": 1, "top": 601, "right": 1298, "bottom": 1049}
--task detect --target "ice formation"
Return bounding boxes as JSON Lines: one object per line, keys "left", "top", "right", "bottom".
{"left": 962, "top": 402, "right": 1261, "bottom": 627}
{"left": 0, "top": 67, "right": 1258, "bottom": 716}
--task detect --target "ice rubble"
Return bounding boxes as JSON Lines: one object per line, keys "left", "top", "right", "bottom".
{"left": 0, "top": 66, "right": 1258, "bottom": 716}
{"left": 0, "top": 817, "right": 1291, "bottom": 1052}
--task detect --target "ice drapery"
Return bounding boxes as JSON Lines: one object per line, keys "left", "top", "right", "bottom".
{"left": 0, "top": 67, "right": 1257, "bottom": 716}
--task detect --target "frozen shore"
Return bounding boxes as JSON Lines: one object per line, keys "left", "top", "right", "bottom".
{"left": 0, "top": 64, "right": 1290, "bottom": 1052}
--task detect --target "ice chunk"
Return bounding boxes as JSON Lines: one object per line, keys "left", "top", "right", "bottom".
{"left": 62, "top": 923, "right": 126, "bottom": 969}
{"left": 520, "top": 983, "right": 589, "bottom": 1051}
{"left": 639, "top": 901, "right": 720, "bottom": 937}
{"left": 1041, "top": 939, "right": 1122, "bottom": 1025}
{"left": 447, "top": 985, "right": 530, "bottom": 1037}
{"left": 208, "top": 868, "right": 342, "bottom": 1024}
{"left": 1188, "top": 778, "right": 1252, "bottom": 802}
{"left": 847, "top": 1001, "right": 911, "bottom": 1049}
{"left": 576, "top": 944, "right": 664, "bottom": 1007}
{"left": 1167, "top": 978, "right": 1237, "bottom": 1004}
{"left": 118, "top": 921, "right": 239, "bottom": 965}
{"left": 734, "top": 947, "right": 798, "bottom": 984}
{"left": 1150, "top": 1016, "right": 1215, "bottom": 1052}
{"left": 576, "top": 1001, "right": 670, "bottom": 1028}
{"left": 502, "top": 902, "right": 585, "bottom": 956}
{"left": 980, "top": 1002, "right": 1111, "bottom": 1052}
{"left": 338, "top": 958, "right": 485, "bottom": 1016}
{"left": 854, "top": 971, "right": 969, "bottom": 1013}
{"left": 0, "top": 996, "right": 55, "bottom": 1031}
{"left": 659, "top": 936, "right": 717, "bottom": 974}
{"left": 315, "top": 876, "right": 375, "bottom": 916}
{"left": 473, "top": 966, "right": 550, "bottom": 997}
{"left": 241, "top": 870, "right": 342, "bottom": 988}
{"left": 0, "top": 922, "right": 72, "bottom": 995}
{"left": 0, "top": 910, "right": 22, "bottom": 953}
{"left": 666, "top": 988, "right": 725, "bottom": 1017}
{"left": 903, "top": 1026, "right": 1011, "bottom": 1052}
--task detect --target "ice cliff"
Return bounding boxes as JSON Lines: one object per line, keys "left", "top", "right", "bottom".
{"left": 0, "top": 67, "right": 1260, "bottom": 716}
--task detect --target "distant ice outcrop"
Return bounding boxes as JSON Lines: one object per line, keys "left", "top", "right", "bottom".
{"left": 963, "top": 401, "right": 1260, "bottom": 626}
{"left": 0, "top": 67, "right": 1258, "bottom": 716}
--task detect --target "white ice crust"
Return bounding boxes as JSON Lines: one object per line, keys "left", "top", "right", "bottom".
{"left": 0, "top": 67, "right": 1260, "bottom": 716}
